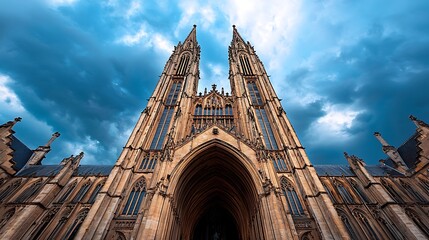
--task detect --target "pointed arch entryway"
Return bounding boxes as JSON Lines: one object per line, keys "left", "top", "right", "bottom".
{"left": 162, "top": 139, "right": 266, "bottom": 240}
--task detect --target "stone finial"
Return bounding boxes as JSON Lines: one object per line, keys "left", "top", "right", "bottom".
{"left": 46, "top": 132, "right": 61, "bottom": 147}
{"left": 1, "top": 117, "right": 22, "bottom": 128}
{"left": 344, "top": 152, "right": 365, "bottom": 166}
{"left": 373, "top": 132, "right": 390, "bottom": 147}
{"left": 410, "top": 115, "right": 429, "bottom": 129}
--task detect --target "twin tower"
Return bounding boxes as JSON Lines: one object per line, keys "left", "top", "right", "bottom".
{"left": 73, "top": 25, "right": 348, "bottom": 239}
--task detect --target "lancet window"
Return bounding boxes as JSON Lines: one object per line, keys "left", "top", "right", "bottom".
{"left": 15, "top": 179, "right": 42, "bottom": 203}
{"left": 49, "top": 215, "right": 67, "bottom": 239}
{"left": 420, "top": 179, "right": 429, "bottom": 195}
{"left": 122, "top": 178, "right": 146, "bottom": 216}
{"left": 255, "top": 108, "right": 278, "bottom": 150}
{"left": 406, "top": 209, "right": 429, "bottom": 237}
{"left": 0, "top": 208, "right": 14, "bottom": 230}
{"left": 139, "top": 152, "right": 158, "bottom": 171}
{"left": 31, "top": 208, "right": 58, "bottom": 239}
{"left": 381, "top": 179, "right": 402, "bottom": 203}
{"left": 338, "top": 212, "right": 357, "bottom": 240}
{"left": 239, "top": 55, "right": 253, "bottom": 75}
{"left": 194, "top": 104, "right": 202, "bottom": 115}
{"left": 165, "top": 81, "right": 182, "bottom": 106}
{"left": 247, "top": 81, "right": 263, "bottom": 106}
{"left": 0, "top": 180, "right": 21, "bottom": 202}
{"left": 62, "top": 209, "right": 89, "bottom": 240}
{"left": 88, "top": 181, "right": 104, "bottom": 204}
{"left": 350, "top": 180, "right": 370, "bottom": 203}
{"left": 281, "top": 178, "right": 304, "bottom": 216}
{"left": 379, "top": 217, "right": 404, "bottom": 240}
{"left": 58, "top": 181, "right": 77, "bottom": 203}
{"left": 336, "top": 182, "right": 355, "bottom": 204}
{"left": 72, "top": 181, "right": 92, "bottom": 203}
{"left": 272, "top": 154, "right": 287, "bottom": 172}
{"left": 176, "top": 54, "right": 190, "bottom": 76}
{"left": 401, "top": 181, "right": 426, "bottom": 202}
{"left": 150, "top": 107, "right": 174, "bottom": 149}
{"left": 354, "top": 211, "right": 379, "bottom": 239}
{"left": 322, "top": 182, "right": 337, "bottom": 203}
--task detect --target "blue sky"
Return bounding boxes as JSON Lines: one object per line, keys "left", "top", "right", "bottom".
{"left": 0, "top": 0, "right": 428, "bottom": 166}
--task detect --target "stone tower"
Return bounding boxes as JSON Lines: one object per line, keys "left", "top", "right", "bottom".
{"left": 76, "top": 25, "right": 349, "bottom": 239}
{"left": 1, "top": 26, "right": 428, "bottom": 240}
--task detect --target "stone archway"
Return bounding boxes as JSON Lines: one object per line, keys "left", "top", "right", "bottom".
{"left": 168, "top": 140, "right": 263, "bottom": 239}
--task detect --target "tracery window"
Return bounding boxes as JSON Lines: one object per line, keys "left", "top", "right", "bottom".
{"left": 281, "top": 178, "right": 304, "bottom": 216}
{"left": 88, "top": 181, "right": 104, "bottom": 204}
{"left": 379, "top": 217, "right": 404, "bottom": 240}
{"left": 31, "top": 208, "right": 58, "bottom": 239}
{"left": 122, "top": 178, "right": 146, "bottom": 216}
{"left": 239, "top": 55, "right": 253, "bottom": 75}
{"left": 406, "top": 209, "right": 429, "bottom": 237}
{"left": 0, "top": 180, "right": 21, "bottom": 202}
{"left": 322, "top": 182, "right": 337, "bottom": 203}
{"left": 350, "top": 180, "right": 370, "bottom": 203}
{"left": 354, "top": 211, "right": 379, "bottom": 239}
{"left": 381, "top": 179, "right": 402, "bottom": 203}
{"left": 72, "top": 181, "right": 92, "bottom": 203}
{"left": 272, "top": 155, "right": 287, "bottom": 172}
{"left": 58, "top": 181, "right": 77, "bottom": 203}
{"left": 338, "top": 212, "right": 357, "bottom": 240}
{"left": 255, "top": 108, "right": 278, "bottom": 150}
{"left": 401, "top": 181, "right": 426, "bottom": 202}
{"left": 49, "top": 216, "right": 67, "bottom": 239}
{"left": 165, "top": 81, "right": 182, "bottom": 106}
{"left": 247, "top": 81, "right": 263, "bottom": 106}
{"left": 62, "top": 209, "right": 89, "bottom": 240}
{"left": 176, "top": 54, "right": 190, "bottom": 76}
{"left": 225, "top": 105, "right": 233, "bottom": 115}
{"left": 0, "top": 208, "right": 15, "bottom": 229}
{"left": 15, "top": 179, "right": 42, "bottom": 203}
{"left": 139, "top": 154, "right": 157, "bottom": 170}
{"left": 420, "top": 180, "right": 429, "bottom": 195}
{"left": 150, "top": 107, "right": 174, "bottom": 150}
{"left": 336, "top": 182, "right": 355, "bottom": 204}
{"left": 194, "top": 105, "right": 202, "bottom": 115}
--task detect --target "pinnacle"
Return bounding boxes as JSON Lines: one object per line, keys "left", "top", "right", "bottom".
{"left": 231, "top": 25, "right": 246, "bottom": 46}
{"left": 183, "top": 24, "right": 198, "bottom": 45}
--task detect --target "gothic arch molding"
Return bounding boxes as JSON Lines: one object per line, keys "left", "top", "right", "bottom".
{"left": 166, "top": 139, "right": 264, "bottom": 239}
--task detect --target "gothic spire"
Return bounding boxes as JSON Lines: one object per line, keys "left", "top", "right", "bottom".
{"left": 231, "top": 25, "right": 246, "bottom": 46}
{"left": 182, "top": 24, "right": 198, "bottom": 46}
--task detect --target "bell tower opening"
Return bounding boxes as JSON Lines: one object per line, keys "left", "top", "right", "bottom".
{"left": 172, "top": 141, "right": 262, "bottom": 239}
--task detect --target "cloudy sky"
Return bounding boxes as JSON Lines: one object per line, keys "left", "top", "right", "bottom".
{"left": 1, "top": 0, "right": 428, "bottom": 166}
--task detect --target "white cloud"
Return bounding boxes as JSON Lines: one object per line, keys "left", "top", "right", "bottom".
{"left": 152, "top": 34, "right": 174, "bottom": 54}
{"left": 118, "top": 24, "right": 173, "bottom": 54}
{"left": 126, "top": 1, "right": 141, "bottom": 19}
{"left": 0, "top": 75, "right": 25, "bottom": 112}
{"left": 306, "top": 104, "right": 363, "bottom": 144}
{"left": 222, "top": 0, "right": 302, "bottom": 71}
{"left": 119, "top": 25, "right": 149, "bottom": 46}
{"left": 46, "top": 0, "right": 78, "bottom": 7}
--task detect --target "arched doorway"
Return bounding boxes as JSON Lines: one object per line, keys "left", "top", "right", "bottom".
{"left": 169, "top": 141, "right": 263, "bottom": 239}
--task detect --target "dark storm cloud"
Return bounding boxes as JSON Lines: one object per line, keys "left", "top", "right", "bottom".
{"left": 286, "top": 18, "right": 429, "bottom": 165}
{"left": 0, "top": 1, "right": 170, "bottom": 164}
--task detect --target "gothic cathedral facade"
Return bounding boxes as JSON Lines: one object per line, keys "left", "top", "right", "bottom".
{"left": 0, "top": 26, "right": 428, "bottom": 239}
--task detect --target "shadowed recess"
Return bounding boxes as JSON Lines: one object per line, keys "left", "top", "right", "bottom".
{"left": 173, "top": 143, "right": 260, "bottom": 239}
